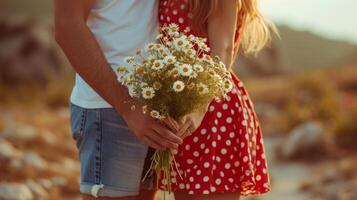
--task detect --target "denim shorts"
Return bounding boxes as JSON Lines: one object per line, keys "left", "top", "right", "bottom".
{"left": 70, "top": 104, "right": 152, "bottom": 197}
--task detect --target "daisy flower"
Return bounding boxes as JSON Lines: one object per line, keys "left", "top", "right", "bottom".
{"left": 184, "top": 48, "right": 196, "bottom": 58}
{"left": 202, "top": 55, "right": 213, "bottom": 63}
{"left": 116, "top": 66, "right": 127, "bottom": 74}
{"left": 173, "top": 80, "right": 185, "bottom": 92}
{"left": 135, "top": 66, "right": 145, "bottom": 74}
{"left": 148, "top": 55, "right": 157, "bottom": 63}
{"left": 135, "top": 49, "right": 142, "bottom": 55}
{"left": 153, "top": 81, "right": 162, "bottom": 90}
{"left": 155, "top": 44, "right": 163, "bottom": 50}
{"left": 168, "top": 24, "right": 180, "bottom": 37}
{"left": 124, "top": 56, "right": 134, "bottom": 64}
{"left": 150, "top": 110, "right": 161, "bottom": 119}
{"left": 187, "top": 82, "right": 195, "bottom": 90}
{"left": 152, "top": 60, "right": 165, "bottom": 70}
{"left": 128, "top": 85, "right": 138, "bottom": 98}
{"left": 141, "top": 59, "right": 149, "bottom": 65}
{"left": 208, "top": 68, "right": 217, "bottom": 76}
{"left": 188, "top": 34, "right": 196, "bottom": 42}
{"left": 164, "top": 55, "right": 176, "bottom": 64}
{"left": 173, "top": 36, "right": 189, "bottom": 50}
{"left": 223, "top": 79, "right": 233, "bottom": 93}
{"left": 189, "top": 71, "right": 198, "bottom": 79}
{"left": 145, "top": 43, "right": 155, "bottom": 51}
{"left": 219, "top": 61, "right": 226, "bottom": 69}
{"left": 178, "top": 64, "right": 193, "bottom": 77}
{"left": 170, "top": 68, "right": 179, "bottom": 77}
{"left": 142, "top": 87, "right": 155, "bottom": 99}
{"left": 193, "top": 64, "right": 204, "bottom": 72}
{"left": 197, "top": 83, "right": 209, "bottom": 94}
{"left": 169, "top": 23, "right": 179, "bottom": 32}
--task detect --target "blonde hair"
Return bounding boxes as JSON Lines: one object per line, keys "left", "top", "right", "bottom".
{"left": 189, "top": 0, "right": 277, "bottom": 54}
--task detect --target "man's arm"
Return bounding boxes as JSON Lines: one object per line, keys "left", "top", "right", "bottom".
{"left": 54, "top": 0, "right": 182, "bottom": 150}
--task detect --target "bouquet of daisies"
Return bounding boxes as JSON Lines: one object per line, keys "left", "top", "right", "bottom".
{"left": 117, "top": 23, "right": 233, "bottom": 192}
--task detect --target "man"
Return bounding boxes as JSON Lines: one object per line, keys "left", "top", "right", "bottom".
{"left": 54, "top": 0, "right": 183, "bottom": 199}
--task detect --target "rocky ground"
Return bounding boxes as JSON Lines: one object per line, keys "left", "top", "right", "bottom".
{"left": 0, "top": 106, "right": 80, "bottom": 200}
{"left": 1, "top": 98, "right": 356, "bottom": 200}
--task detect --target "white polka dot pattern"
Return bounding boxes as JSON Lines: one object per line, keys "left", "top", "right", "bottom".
{"left": 158, "top": 0, "right": 271, "bottom": 196}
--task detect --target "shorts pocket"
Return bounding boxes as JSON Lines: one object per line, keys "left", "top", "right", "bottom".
{"left": 70, "top": 104, "right": 88, "bottom": 149}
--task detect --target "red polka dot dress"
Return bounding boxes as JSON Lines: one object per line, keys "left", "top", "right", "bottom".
{"left": 158, "top": 0, "right": 271, "bottom": 196}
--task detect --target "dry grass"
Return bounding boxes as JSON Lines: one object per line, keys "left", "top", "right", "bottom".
{"left": 244, "top": 66, "right": 357, "bottom": 136}
{"left": 334, "top": 105, "right": 357, "bottom": 150}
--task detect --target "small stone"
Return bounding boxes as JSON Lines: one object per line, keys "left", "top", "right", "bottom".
{"left": 23, "top": 151, "right": 48, "bottom": 170}
{"left": 1, "top": 124, "right": 38, "bottom": 141}
{"left": 279, "top": 121, "right": 333, "bottom": 160}
{"left": 40, "top": 131, "right": 57, "bottom": 145}
{"left": 38, "top": 179, "right": 52, "bottom": 190}
{"left": 51, "top": 176, "right": 67, "bottom": 186}
{"left": 10, "top": 159, "right": 23, "bottom": 169}
{"left": 0, "top": 139, "right": 23, "bottom": 159}
{"left": 25, "top": 180, "right": 48, "bottom": 199}
{"left": 0, "top": 182, "right": 34, "bottom": 200}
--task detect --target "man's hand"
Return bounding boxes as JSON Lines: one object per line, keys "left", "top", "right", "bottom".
{"left": 54, "top": 0, "right": 183, "bottom": 150}
{"left": 121, "top": 105, "right": 183, "bottom": 150}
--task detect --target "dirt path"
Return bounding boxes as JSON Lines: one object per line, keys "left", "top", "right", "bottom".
{"left": 245, "top": 137, "right": 322, "bottom": 200}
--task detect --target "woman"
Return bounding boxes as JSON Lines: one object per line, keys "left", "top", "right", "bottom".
{"left": 157, "top": 0, "right": 275, "bottom": 199}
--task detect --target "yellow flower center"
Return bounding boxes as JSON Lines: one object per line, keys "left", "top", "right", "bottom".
{"left": 176, "top": 85, "right": 182, "bottom": 90}
{"left": 136, "top": 67, "right": 145, "bottom": 74}
{"left": 117, "top": 67, "right": 126, "bottom": 73}
{"left": 183, "top": 67, "right": 189, "bottom": 72}
{"left": 154, "top": 82, "right": 162, "bottom": 89}
{"left": 146, "top": 91, "right": 152, "bottom": 96}
{"left": 178, "top": 41, "right": 184, "bottom": 46}
{"left": 187, "top": 83, "right": 195, "bottom": 90}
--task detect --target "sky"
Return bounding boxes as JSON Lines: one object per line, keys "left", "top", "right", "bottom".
{"left": 260, "top": 0, "right": 357, "bottom": 44}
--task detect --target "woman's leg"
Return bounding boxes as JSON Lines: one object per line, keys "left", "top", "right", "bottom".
{"left": 174, "top": 192, "right": 240, "bottom": 200}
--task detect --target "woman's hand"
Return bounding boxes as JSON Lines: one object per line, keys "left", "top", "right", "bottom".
{"left": 176, "top": 105, "right": 209, "bottom": 139}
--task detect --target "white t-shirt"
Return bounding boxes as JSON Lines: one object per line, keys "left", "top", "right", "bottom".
{"left": 70, "top": 0, "right": 158, "bottom": 108}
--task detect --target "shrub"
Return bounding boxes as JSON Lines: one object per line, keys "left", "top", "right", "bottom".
{"left": 279, "top": 72, "right": 340, "bottom": 132}
{"left": 334, "top": 105, "right": 357, "bottom": 150}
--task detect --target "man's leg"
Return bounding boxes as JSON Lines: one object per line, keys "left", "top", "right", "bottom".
{"left": 70, "top": 104, "right": 149, "bottom": 199}
{"left": 136, "top": 190, "right": 157, "bottom": 200}
{"left": 81, "top": 194, "right": 136, "bottom": 200}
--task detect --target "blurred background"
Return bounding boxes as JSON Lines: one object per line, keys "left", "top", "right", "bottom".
{"left": 0, "top": 0, "right": 356, "bottom": 200}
